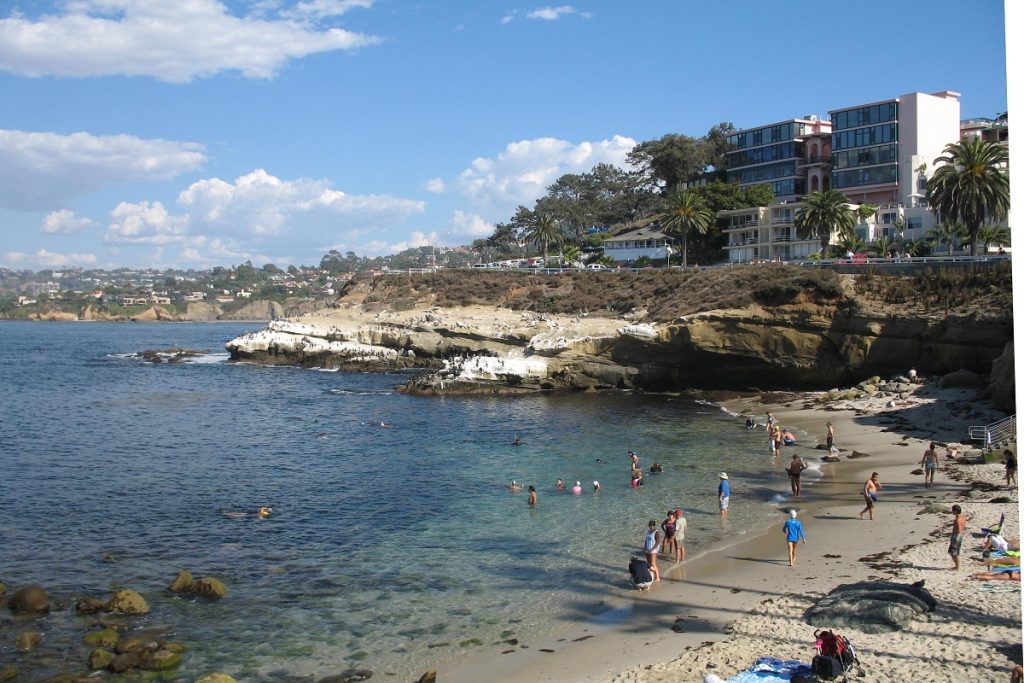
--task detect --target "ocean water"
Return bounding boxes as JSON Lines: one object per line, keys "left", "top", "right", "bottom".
{"left": 0, "top": 322, "right": 812, "bottom": 680}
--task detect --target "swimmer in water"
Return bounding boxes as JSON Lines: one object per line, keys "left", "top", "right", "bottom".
{"left": 556, "top": 478, "right": 565, "bottom": 490}
{"left": 572, "top": 481, "right": 583, "bottom": 495}
{"left": 512, "top": 435, "right": 522, "bottom": 446}
{"left": 593, "top": 480, "right": 601, "bottom": 492}
{"left": 258, "top": 506, "right": 272, "bottom": 517}
{"left": 509, "top": 480, "right": 523, "bottom": 492}
{"left": 527, "top": 485, "right": 537, "bottom": 507}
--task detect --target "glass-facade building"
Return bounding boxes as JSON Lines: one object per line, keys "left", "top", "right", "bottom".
{"left": 725, "top": 121, "right": 812, "bottom": 200}
{"left": 829, "top": 101, "right": 899, "bottom": 193}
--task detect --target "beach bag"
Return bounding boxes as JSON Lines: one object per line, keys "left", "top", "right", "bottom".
{"left": 811, "top": 655, "right": 842, "bottom": 679}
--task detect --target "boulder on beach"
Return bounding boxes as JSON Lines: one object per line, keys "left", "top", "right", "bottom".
{"left": 938, "top": 368, "right": 983, "bottom": 389}
{"left": 89, "top": 647, "right": 116, "bottom": 670}
{"left": 105, "top": 589, "right": 150, "bottom": 615}
{"left": 804, "top": 581, "right": 936, "bottom": 633}
{"left": 8, "top": 585, "right": 50, "bottom": 615}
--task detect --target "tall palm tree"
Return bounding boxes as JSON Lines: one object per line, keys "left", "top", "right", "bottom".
{"left": 926, "top": 137, "right": 1009, "bottom": 255}
{"left": 871, "top": 235, "right": 897, "bottom": 258}
{"left": 526, "top": 214, "right": 562, "bottom": 266}
{"left": 795, "top": 190, "right": 856, "bottom": 255}
{"left": 657, "top": 188, "right": 713, "bottom": 268}
{"left": 976, "top": 224, "right": 1011, "bottom": 252}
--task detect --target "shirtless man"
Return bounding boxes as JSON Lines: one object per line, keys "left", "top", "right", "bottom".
{"left": 920, "top": 442, "right": 939, "bottom": 487}
{"left": 949, "top": 504, "right": 967, "bottom": 571}
{"left": 859, "top": 472, "right": 881, "bottom": 520}
{"left": 787, "top": 454, "right": 807, "bottom": 496}
{"left": 826, "top": 422, "right": 835, "bottom": 453}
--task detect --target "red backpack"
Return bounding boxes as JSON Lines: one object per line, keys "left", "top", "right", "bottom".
{"left": 813, "top": 629, "right": 859, "bottom": 679}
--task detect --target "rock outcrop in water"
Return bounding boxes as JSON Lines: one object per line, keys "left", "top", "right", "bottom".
{"left": 226, "top": 300, "right": 1013, "bottom": 404}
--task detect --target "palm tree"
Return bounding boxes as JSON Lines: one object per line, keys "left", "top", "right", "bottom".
{"left": 871, "top": 235, "right": 897, "bottom": 258}
{"left": 836, "top": 232, "right": 866, "bottom": 256}
{"left": 977, "top": 224, "right": 1011, "bottom": 252}
{"left": 926, "top": 137, "right": 1009, "bottom": 255}
{"left": 560, "top": 244, "right": 582, "bottom": 267}
{"left": 657, "top": 188, "right": 713, "bottom": 268}
{"left": 904, "top": 239, "right": 930, "bottom": 257}
{"left": 926, "top": 222, "right": 968, "bottom": 256}
{"left": 795, "top": 190, "right": 856, "bottom": 255}
{"left": 526, "top": 214, "right": 562, "bottom": 266}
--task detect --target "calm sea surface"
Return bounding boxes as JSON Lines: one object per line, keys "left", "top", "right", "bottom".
{"left": 0, "top": 321, "right": 808, "bottom": 680}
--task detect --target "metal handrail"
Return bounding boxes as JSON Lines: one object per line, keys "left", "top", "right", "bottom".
{"left": 968, "top": 415, "right": 1016, "bottom": 448}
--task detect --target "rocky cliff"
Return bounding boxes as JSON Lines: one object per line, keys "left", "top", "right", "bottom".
{"left": 224, "top": 266, "right": 1015, "bottom": 409}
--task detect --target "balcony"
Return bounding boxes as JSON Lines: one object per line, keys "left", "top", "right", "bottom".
{"left": 770, "top": 216, "right": 794, "bottom": 225}
{"left": 772, "top": 235, "right": 792, "bottom": 242}
{"left": 798, "top": 155, "right": 832, "bottom": 167}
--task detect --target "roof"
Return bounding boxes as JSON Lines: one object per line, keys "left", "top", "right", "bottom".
{"left": 605, "top": 224, "right": 669, "bottom": 243}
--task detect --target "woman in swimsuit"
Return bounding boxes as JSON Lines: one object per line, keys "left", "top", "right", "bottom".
{"left": 643, "top": 520, "right": 661, "bottom": 582}
{"left": 661, "top": 511, "right": 677, "bottom": 559}
{"left": 920, "top": 442, "right": 939, "bottom": 487}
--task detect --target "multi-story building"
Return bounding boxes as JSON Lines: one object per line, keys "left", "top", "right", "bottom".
{"left": 960, "top": 112, "right": 1008, "bottom": 146}
{"left": 725, "top": 117, "right": 833, "bottom": 202}
{"left": 722, "top": 90, "right": 964, "bottom": 262}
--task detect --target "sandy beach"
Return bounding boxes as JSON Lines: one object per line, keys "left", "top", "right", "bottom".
{"left": 438, "top": 380, "right": 1020, "bottom": 683}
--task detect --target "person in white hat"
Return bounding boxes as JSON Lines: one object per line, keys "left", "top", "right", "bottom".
{"left": 592, "top": 480, "right": 601, "bottom": 492}
{"left": 718, "top": 472, "right": 730, "bottom": 518}
{"left": 571, "top": 480, "right": 582, "bottom": 495}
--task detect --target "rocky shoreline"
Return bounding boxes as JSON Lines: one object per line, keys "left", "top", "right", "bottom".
{"left": 224, "top": 301, "right": 1015, "bottom": 410}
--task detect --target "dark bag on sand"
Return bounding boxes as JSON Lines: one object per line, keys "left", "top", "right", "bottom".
{"left": 811, "top": 655, "right": 843, "bottom": 679}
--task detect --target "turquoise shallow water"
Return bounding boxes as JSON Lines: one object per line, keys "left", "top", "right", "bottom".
{"left": 0, "top": 321, "right": 807, "bottom": 680}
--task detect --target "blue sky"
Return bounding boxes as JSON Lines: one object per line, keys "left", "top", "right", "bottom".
{"left": 0, "top": 0, "right": 1008, "bottom": 270}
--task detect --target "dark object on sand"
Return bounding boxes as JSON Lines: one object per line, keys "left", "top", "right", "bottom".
{"left": 804, "top": 581, "right": 936, "bottom": 633}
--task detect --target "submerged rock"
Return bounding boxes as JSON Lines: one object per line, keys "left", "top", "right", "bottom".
{"left": 105, "top": 589, "right": 150, "bottom": 615}
{"left": 8, "top": 585, "right": 50, "bottom": 615}
{"left": 195, "top": 675, "right": 238, "bottom": 683}
{"left": 168, "top": 569, "right": 194, "bottom": 593}
{"left": 190, "top": 577, "right": 228, "bottom": 600}
{"left": 76, "top": 597, "right": 107, "bottom": 614}
{"left": 15, "top": 630, "right": 41, "bottom": 651}
{"left": 319, "top": 670, "right": 374, "bottom": 683}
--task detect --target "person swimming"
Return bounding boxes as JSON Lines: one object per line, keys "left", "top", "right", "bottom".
{"left": 258, "top": 506, "right": 272, "bottom": 518}
{"left": 509, "top": 480, "right": 523, "bottom": 492}
{"left": 512, "top": 435, "right": 522, "bottom": 446}
{"left": 571, "top": 481, "right": 582, "bottom": 495}
{"left": 555, "top": 478, "right": 565, "bottom": 490}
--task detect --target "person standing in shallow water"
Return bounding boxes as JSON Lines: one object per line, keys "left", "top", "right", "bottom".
{"left": 527, "top": 485, "right": 537, "bottom": 507}
{"left": 826, "top": 422, "right": 835, "bottom": 453}
{"left": 718, "top": 472, "right": 730, "bottom": 518}
{"left": 643, "top": 520, "right": 661, "bottom": 582}
{"left": 787, "top": 454, "right": 807, "bottom": 496}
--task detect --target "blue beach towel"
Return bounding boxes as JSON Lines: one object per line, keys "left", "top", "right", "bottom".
{"left": 726, "top": 657, "right": 813, "bottom": 683}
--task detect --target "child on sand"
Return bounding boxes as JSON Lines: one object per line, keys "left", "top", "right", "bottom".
{"left": 643, "top": 520, "right": 661, "bottom": 582}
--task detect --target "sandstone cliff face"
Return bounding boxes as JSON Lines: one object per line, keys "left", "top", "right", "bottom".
{"left": 225, "top": 302, "right": 1013, "bottom": 397}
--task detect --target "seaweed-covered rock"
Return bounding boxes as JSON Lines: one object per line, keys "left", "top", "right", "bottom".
{"left": 139, "top": 648, "right": 183, "bottom": 671}
{"left": 0, "top": 668, "right": 16, "bottom": 682}
{"left": 89, "top": 648, "right": 116, "bottom": 670}
{"left": 76, "top": 597, "right": 107, "bottom": 614}
{"left": 168, "top": 569, "right": 194, "bottom": 593}
{"left": 191, "top": 577, "right": 227, "bottom": 600}
{"left": 15, "top": 630, "right": 41, "bottom": 651}
{"left": 8, "top": 585, "right": 50, "bottom": 615}
{"left": 106, "top": 589, "right": 150, "bottom": 615}
{"left": 195, "top": 675, "right": 238, "bottom": 683}
{"left": 83, "top": 628, "right": 119, "bottom": 648}
{"left": 805, "top": 581, "right": 936, "bottom": 633}
{"left": 108, "top": 651, "right": 144, "bottom": 673}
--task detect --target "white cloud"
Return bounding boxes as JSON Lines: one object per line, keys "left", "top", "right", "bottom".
{"left": 424, "top": 177, "right": 446, "bottom": 193}
{"left": 35, "top": 248, "right": 98, "bottom": 267}
{"left": 526, "top": 6, "right": 578, "bottom": 20}
{"left": 453, "top": 134, "right": 635, "bottom": 219}
{"left": 106, "top": 200, "right": 190, "bottom": 245}
{"left": 42, "top": 209, "right": 95, "bottom": 234}
{"left": 0, "top": 129, "right": 205, "bottom": 211}
{"left": 0, "top": 0, "right": 382, "bottom": 82}
{"left": 383, "top": 230, "right": 434, "bottom": 253}
{"left": 3, "top": 251, "right": 28, "bottom": 265}
{"left": 448, "top": 210, "right": 493, "bottom": 238}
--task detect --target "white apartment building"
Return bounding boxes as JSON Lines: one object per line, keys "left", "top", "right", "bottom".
{"left": 603, "top": 224, "right": 673, "bottom": 263}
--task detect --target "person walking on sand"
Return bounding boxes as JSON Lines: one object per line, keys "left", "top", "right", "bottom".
{"left": 718, "top": 472, "right": 730, "bottom": 518}
{"left": 1004, "top": 449, "right": 1017, "bottom": 487}
{"left": 766, "top": 412, "right": 775, "bottom": 432}
{"left": 921, "top": 442, "right": 939, "bottom": 487}
{"left": 859, "top": 472, "right": 881, "bottom": 520}
{"left": 527, "top": 485, "right": 537, "bottom": 507}
{"left": 787, "top": 453, "right": 807, "bottom": 496}
{"left": 643, "top": 520, "right": 662, "bottom": 582}
{"left": 949, "top": 504, "right": 967, "bottom": 571}
{"left": 782, "top": 509, "right": 806, "bottom": 566}
{"left": 826, "top": 422, "right": 835, "bottom": 453}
